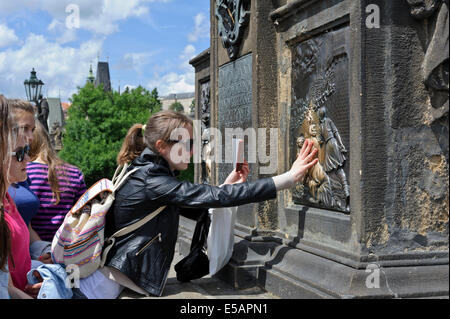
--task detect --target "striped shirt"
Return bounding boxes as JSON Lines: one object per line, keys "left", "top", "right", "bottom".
{"left": 27, "top": 161, "right": 87, "bottom": 241}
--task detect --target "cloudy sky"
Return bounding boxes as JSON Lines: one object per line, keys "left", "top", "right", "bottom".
{"left": 0, "top": 0, "right": 210, "bottom": 102}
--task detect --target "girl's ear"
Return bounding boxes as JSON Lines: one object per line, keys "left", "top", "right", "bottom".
{"left": 155, "top": 139, "right": 167, "bottom": 156}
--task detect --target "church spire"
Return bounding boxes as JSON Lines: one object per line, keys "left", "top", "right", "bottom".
{"left": 87, "top": 64, "right": 95, "bottom": 84}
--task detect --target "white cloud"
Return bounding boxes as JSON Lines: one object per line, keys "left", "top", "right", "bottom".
{"left": 0, "top": 23, "right": 20, "bottom": 48}
{"left": 180, "top": 44, "right": 196, "bottom": 66}
{"left": 47, "top": 19, "right": 78, "bottom": 44}
{"left": 178, "top": 44, "right": 197, "bottom": 73}
{"left": 188, "top": 13, "right": 209, "bottom": 43}
{"left": 77, "top": 0, "right": 150, "bottom": 35}
{"left": 0, "top": 33, "right": 103, "bottom": 101}
{"left": 147, "top": 45, "right": 196, "bottom": 96}
{"left": 147, "top": 71, "right": 194, "bottom": 96}
{"left": 0, "top": 0, "right": 199, "bottom": 101}
{"left": 181, "top": 44, "right": 196, "bottom": 58}
{"left": 114, "top": 51, "right": 160, "bottom": 73}
{"left": 149, "top": 9, "right": 209, "bottom": 96}
{"left": 0, "top": 0, "right": 171, "bottom": 36}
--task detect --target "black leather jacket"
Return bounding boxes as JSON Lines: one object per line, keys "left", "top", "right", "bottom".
{"left": 104, "top": 148, "right": 277, "bottom": 296}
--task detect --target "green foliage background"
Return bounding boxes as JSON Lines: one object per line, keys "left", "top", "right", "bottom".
{"left": 59, "top": 84, "right": 161, "bottom": 187}
{"left": 169, "top": 101, "right": 184, "bottom": 112}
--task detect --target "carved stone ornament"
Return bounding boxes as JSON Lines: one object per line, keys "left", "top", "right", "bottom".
{"left": 406, "top": 0, "right": 449, "bottom": 158}
{"left": 50, "top": 121, "right": 63, "bottom": 151}
{"left": 200, "top": 81, "right": 212, "bottom": 184}
{"left": 406, "top": 0, "right": 449, "bottom": 109}
{"left": 215, "top": 0, "right": 250, "bottom": 60}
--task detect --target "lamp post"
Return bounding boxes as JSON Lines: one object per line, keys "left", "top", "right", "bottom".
{"left": 24, "top": 68, "right": 48, "bottom": 131}
{"left": 24, "top": 68, "right": 44, "bottom": 104}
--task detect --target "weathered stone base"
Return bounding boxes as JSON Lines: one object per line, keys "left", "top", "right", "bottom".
{"left": 220, "top": 239, "right": 449, "bottom": 299}
{"left": 178, "top": 216, "right": 449, "bottom": 299}
{"left": 259, "top": 246, "right": 449, "bottom": 299}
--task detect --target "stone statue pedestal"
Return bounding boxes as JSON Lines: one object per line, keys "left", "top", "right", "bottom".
{"left": 183, "top": 0, "right": 449, "bottom": 298}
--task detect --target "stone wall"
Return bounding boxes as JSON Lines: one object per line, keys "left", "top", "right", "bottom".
{"left": 186, "top": 0, "right": 448, "bottom": 298}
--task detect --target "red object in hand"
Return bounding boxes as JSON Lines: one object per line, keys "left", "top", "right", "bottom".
{"left": 233, "top": 138, "right": 244, "bottom": 172}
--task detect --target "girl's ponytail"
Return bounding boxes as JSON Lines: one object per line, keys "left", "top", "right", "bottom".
{"left": 117, "top": 124, "right": 146, "bottom": 166}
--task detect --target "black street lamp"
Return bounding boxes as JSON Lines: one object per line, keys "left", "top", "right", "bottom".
{"left": 24, "top": 68, "right": 44, "bottom": 104}
{"left": 24, "top": 68, "right": 49, "bottom": 131}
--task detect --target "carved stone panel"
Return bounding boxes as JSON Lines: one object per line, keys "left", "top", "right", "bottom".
{"left": 200, "top": 81, "right": 212, "bottom": 184}
{"left": 406, "top": 0, "right": 449, "bottom": 159}
{"left": 290, "top": 25, "right": 351, "bottom": 213}
{"left": 218, "top": 53, "right": 253, "bottom": 184}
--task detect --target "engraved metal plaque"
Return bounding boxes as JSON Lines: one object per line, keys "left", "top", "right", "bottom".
{"left": 291, "top": 25, "right": 351, "bottom": 213}
{"left": 218, "top": 53, "right": 253, "bottom": 184}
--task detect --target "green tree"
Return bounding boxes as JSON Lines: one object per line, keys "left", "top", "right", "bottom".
{"left": 169, "top": 101, "right": 184, "bottom": 113}
{"left": 60, "top": 83, "right": 161, "bottom": 187}
{"left": 189, "top": 99, "right": 195, "bottom": 115}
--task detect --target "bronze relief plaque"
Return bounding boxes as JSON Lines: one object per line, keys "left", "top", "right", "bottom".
{"left": 290, "top": 25, "right": 351, "bottom": 213}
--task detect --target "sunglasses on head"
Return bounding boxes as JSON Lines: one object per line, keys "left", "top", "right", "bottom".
{"left": 11, "top": 145, "right": 30, "bottom": 162}
{"left": 170, "top": 139, "right": 194, "bottom": 150}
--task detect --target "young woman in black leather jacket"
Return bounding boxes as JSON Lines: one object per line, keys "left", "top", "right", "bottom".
{"left": 79, "top": 110, "right": 318, "bottom": 298}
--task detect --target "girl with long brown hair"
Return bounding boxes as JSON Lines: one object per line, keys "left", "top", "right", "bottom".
{"left": 7, "top": 99, "right": 50, "bottom": 263}
{"left": 27, "top": 121, "right": 87, "bottom": 241}
{"left": 0, "top": 95, "right": 33, "bottom": 299}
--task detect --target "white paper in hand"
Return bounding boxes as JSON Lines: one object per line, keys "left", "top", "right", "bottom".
{"left": 232, "top": 138, "right": 244, "bottom": 171}
{"left": 207, "top": 206, "right": 238, "bottom": 275}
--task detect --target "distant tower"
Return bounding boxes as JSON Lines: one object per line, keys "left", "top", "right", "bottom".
{"left": 87, "top": 64, "right": 95, "bottom": 84}
{"left": 95, "top": 61, "right": 111, "bottom": 92}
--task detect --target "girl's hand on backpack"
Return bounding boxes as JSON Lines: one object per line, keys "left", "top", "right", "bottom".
{"left": 289, "top": 139, "right": 319, "bottom": 183}
{"left": 223, "top": 160, "right": 249, "bottom": 185}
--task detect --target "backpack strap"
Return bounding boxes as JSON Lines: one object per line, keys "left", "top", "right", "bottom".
{"left": 111, "top": 206, "right": 166, "bottom": 239}
{"left": 69, "top": 164, "right": 139, "bottom": 215}
{"left": 100, "top": 205, "right": 167, "bottom": 267}
{"left": 113, "top": 167, "right": 139, "bottom": 192}
{"left": 70, "top": 179, "right": 114, "bottom": 215}
{"left": 111, "top": 164, "right": 127, "bottom": 184}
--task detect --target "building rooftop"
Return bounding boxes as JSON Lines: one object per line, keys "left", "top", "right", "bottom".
{"left": 161, "top": 92, "right": 195, "bottom": 100}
